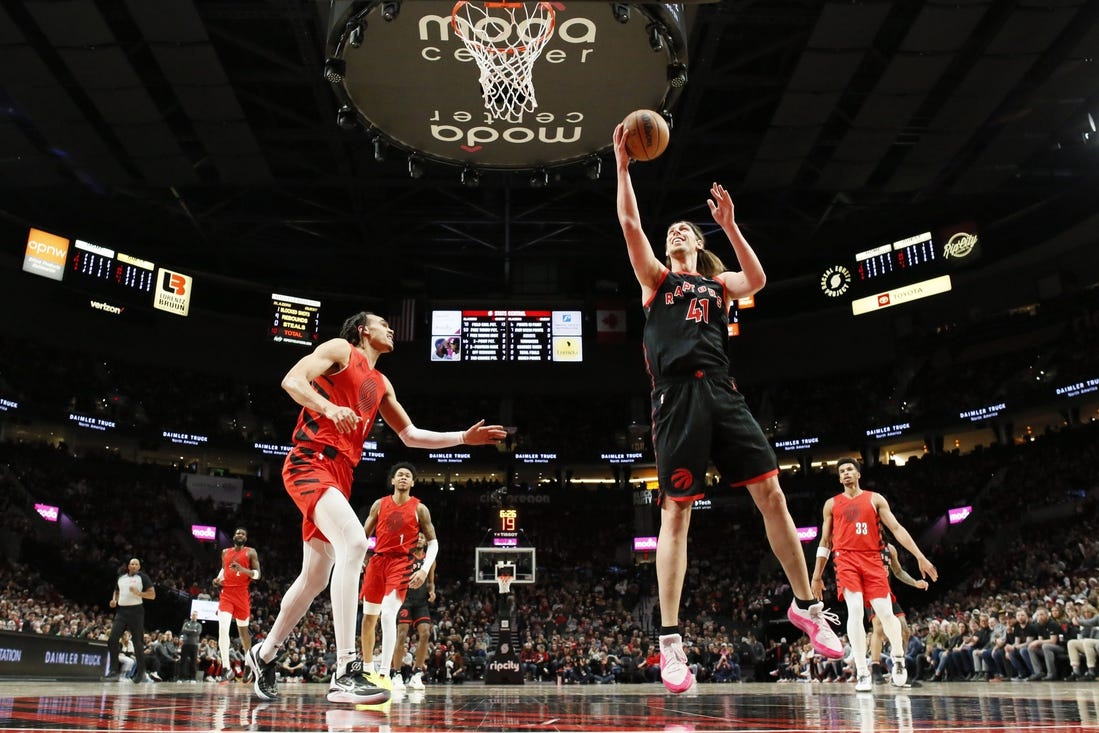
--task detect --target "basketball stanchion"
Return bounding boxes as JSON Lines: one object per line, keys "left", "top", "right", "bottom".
{"left": 451, "top": 1, "right": 556, "bottom": 123}
{"left": 486, "top": 562, "right": 523, "bottom": 684}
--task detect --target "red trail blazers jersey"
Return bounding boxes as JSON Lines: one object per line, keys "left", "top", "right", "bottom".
{"left": 289, "top": 346, "right": 385, "bottom": 465}
{"left": 831, "top": 490, "right": 884, "bottom": 555}
{"left": 373, "top": 496, "right": 421, "bottom": 556}
{"left": 221, "top": 546, "right": 253, "bottom": 589}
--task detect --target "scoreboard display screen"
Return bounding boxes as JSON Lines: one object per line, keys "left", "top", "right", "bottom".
{"left": 430, "top": 309, "right": 582, "bottom": 362}
{"left": 271, "top": 293, "right": 321, "bottom": 346}
{"left": 819, "top": 224, "right": 981, "bottom": 302}
{"left": 854, "top": 231, "right": 937, "bottom": 284}
{"left": 67, "top": 240, "right": 156, "bottom": 305}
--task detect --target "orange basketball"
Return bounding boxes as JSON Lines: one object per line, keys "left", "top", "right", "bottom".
{"left": 622, "top": 109, "right": 670, "bottom": 162}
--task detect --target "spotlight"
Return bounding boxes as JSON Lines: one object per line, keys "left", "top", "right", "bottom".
{"left": 380, "top": 1, "right": 401, "bottom": 21}
{"left": 336, "top": 105, "right": 357, "bottom": 131}
{"left": 347, "top": 21, "right": 364, "bottom": 49}
{"left": 373, "top": 137, "right": 386, "bottom": 162}
{"left": 667, "top": 62, "right": 688, "bottom": 88}
{"left": 611, "top": 3, "right": 630, "bottom": 23}
{"left": 323, "top": 57, "right": 345, "bottom": 84}
{"left": 1089, "top": 112, "right": 1096, "bottom": 133}
{"left": 461, "top": 166, "right": 480, "bottom": 187}
{"left": 408, "top": 155, "right": 425, "bottom": 179}
{"left": 584, "top": 156, "right": 601, "bottom": 181}
{"left": 529, "top": 168, "right": 548, "bottom": 188}
{"left": 660, "top": 109, "right": 673, "bottom": 130}
{"left": 647, "top": 23, "right": 664, "bottom": 52}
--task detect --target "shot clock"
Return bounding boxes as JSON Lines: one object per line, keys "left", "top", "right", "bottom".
{"left": 494, "top": 507, "right": 520, "bottom": 547}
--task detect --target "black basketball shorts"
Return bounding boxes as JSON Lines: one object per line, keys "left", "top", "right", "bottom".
{"left": 651, "top": 371, "right": 778, "bottom": 502}
{"left": 397, "top": 603, "right": 432, "bottom": 628}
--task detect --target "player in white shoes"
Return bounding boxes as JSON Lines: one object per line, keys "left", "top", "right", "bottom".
{"left": 811, "top": 459, "right": 937, "bottom": 692}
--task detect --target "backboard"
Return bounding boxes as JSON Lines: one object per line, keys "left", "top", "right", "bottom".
{"left": 325, "top": 1, "right": 690, "bottom": 169}
{"left": 475, "top": 546, "right": 536, "bottom": 584}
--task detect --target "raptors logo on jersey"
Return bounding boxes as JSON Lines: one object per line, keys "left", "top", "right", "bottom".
{"left": 670, "top": 468, "right": 694, "bottom": 490}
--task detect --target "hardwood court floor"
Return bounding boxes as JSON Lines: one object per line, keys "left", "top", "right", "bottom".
{"left": 1, "top": 679, "right": 1097, "bottom": 732}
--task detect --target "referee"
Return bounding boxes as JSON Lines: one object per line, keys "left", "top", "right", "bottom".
{"left": 104, "top": 557, "right": 156, "bottom": 681}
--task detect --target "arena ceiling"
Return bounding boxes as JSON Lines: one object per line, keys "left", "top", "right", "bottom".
{"left": 1, "top": 0, "right": 1098, "bottom": 315}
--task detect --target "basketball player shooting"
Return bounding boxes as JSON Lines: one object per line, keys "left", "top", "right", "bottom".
{"left": 614, "top": 124, "right": 844, "bottom": 695}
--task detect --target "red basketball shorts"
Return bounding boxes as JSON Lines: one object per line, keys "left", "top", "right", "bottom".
{"left": 282, "top": 444, "right": 353, "bottom": 543}
{"left": 834, "top": 550, "right": 891, "bottom": 602}
{"left": 360, "top": 554, "right": 412, "bottom": 606}
{"left": 218, "top": 585, "right": 252, "bottom": 621}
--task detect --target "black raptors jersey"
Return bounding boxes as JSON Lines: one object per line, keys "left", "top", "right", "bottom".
{"left": 404, "top": 553, "right": 428, "bottom": 604}
{"left": 643, "top": 269, "right": 729, "bottom": 380}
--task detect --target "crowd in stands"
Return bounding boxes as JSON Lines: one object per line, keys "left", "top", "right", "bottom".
{"left": 0, "top": 416, "right": 1097, "bottom": 686}
{"left": 1, "top": 288, "right": 1098, "bottom": 686}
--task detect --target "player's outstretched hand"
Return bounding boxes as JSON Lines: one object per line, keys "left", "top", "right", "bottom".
{"left": 463, "top": 419, "right": 508, "bottom": 445}
{"left": 707, "top": 182, "right": 736, "bottom": 229}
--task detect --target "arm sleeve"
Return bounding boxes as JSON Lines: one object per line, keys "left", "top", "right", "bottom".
{"left": 398, "top": 425, "right": 465, "bottom": 449}
{"left": 421, "top": 539, "right": 440, "bottom": 574}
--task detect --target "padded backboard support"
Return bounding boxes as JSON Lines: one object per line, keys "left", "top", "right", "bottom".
{"left": 327, "top": 1, "right": 689, "bottom": 169}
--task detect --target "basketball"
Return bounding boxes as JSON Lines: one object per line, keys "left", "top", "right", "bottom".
{"left": 622, "top": 109, "right": 670, "bottom": 162}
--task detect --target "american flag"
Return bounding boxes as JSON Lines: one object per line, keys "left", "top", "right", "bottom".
{"left": 391, "top": 298, "right": 416, "bottom": 342}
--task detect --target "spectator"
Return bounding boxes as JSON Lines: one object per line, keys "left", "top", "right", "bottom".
{"left": 179, "top": 611, "right": 203, "bottom": 683}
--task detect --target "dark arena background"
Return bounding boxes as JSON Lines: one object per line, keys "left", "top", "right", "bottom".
{"left": 1, "top": 1, "right": 1099, "bottom": 731}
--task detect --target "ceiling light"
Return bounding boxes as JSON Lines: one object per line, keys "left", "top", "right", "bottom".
{"left": 647, "top": 23, "right": 664, "bottom": 52}
{"left": 323, "top": 58, "right": 345, "bottom": 84}
{"left": 347, "top": 21, "right": 364, "bottom": 49}
{"left": 667, "top": 62, "right": 687, "bottom": 88}
{"left": 380, "top": 2, "right": 401, "bottom": 21}
{"left": 584, "top": 156, "right": 601, "bottom": 181}
{"left": 336, "top": 105, "right": 357, "bottom": 131}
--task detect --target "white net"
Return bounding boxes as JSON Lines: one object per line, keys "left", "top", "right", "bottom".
{"left": 496, "top": 574, "right": 514, "bottom": 594}
{"left": 451, "top": 2, "right": 556, "bottom": 123}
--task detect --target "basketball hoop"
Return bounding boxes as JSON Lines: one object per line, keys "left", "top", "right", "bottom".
{"left": 451, "top": 1, "right": 556, "bottom": 123}
{"left": 496, "top": 574, "right": 514, "bottom": 594}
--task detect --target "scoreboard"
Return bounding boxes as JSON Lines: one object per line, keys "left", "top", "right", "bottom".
{"left": 430, "top": 308, "right": 582, "bottom": 362}
{"left": 270, "top": 293, "right": 321, "bottom": 346}
{"left": 24, "top": 228, "right": 192, "bottom": 317}
{"left": 819, "top": 224, "right": 981, "bottom": 314}
{"left": 69, "top": 240, "right": 155, "bottom": 305}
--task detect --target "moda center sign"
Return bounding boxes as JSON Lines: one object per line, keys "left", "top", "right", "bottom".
{"left": 330, "top": 1, "right": 686, "bottom": 168}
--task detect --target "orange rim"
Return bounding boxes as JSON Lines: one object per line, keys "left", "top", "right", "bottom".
{"left": 451, "top": 1, "right": 556, "bottom": 55}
